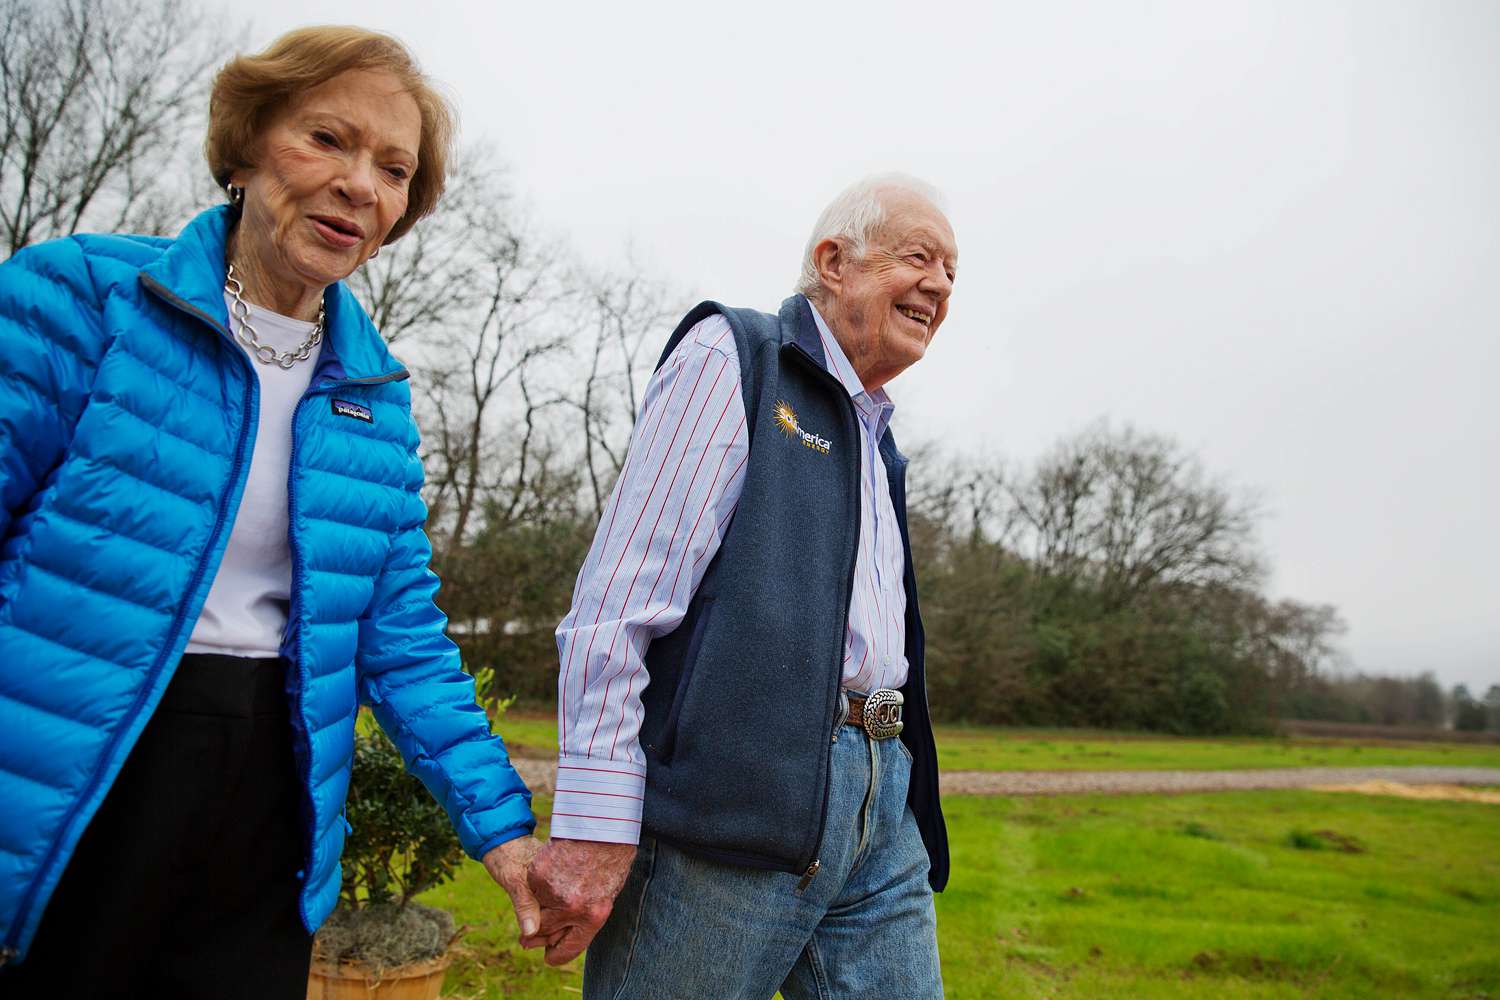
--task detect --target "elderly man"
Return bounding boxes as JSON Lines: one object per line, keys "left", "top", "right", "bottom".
{"left": 526, "top": 175, "right": 957, "bottom": 999}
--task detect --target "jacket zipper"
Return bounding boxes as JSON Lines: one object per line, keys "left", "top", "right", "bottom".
{"left": 281, "top": 368, "right": 408, "bottom": 925}
{"left": 784, "top": 343, "right": 863, "bottom": 892}
{"left": 4, "top": 275, "right": 259, "bottom": 958}
{"left": 283, "top": 391, "right": 314, "bottom": 925}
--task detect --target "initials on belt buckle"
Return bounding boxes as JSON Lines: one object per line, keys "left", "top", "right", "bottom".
{"left": 863, "top": 688, "right": 904, "bottom": 739}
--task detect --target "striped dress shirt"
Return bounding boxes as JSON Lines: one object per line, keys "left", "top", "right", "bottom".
{"left": 551, "top": 297, "right": 909, "bottom": 844}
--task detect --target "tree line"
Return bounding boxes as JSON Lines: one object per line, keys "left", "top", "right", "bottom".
{"left": 1285, "top": 671, "right": 1500, "bottom": 732}
{"left": 4, "top": 0, "right": 1492, "bottom": 736}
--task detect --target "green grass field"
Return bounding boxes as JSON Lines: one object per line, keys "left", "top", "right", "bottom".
{"left": 932, "top": 727, "right": 1500, "bottom": 772}
{"left": 939, "top": 791, "right": 1498, "bottom": 998}
{"left": 492, "top": 713, "right": 558, "bottom": 759}
{"left": 497, "top": 712, "right": 1500, "bottom": 772}
{"left": 420, "top": 788, "right": 1500, "bottom": 999}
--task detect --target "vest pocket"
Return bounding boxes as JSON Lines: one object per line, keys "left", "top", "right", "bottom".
{"left": 656, "top": 596, "right": 715, "bottom": 762}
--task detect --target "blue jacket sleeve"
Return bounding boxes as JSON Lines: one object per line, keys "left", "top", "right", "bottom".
{"left": 0, "top": 239, "right": 106, "bottom": 540}
{"left": 356, "top": 428, "right": 536, "bottom": 860}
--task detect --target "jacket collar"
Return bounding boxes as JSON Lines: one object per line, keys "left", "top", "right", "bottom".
{"left": 780, "top": 293, "right": 825, "bottom": 367}
{"left": 782, "top": 293, "right": 905, "bottom": 462}
{"left": 139, "top": 206, "right": 406, "bottom": 382}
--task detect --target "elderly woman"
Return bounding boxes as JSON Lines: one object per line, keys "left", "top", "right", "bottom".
{"left": 0, "top": 27, "right": 539, "bottom": 995}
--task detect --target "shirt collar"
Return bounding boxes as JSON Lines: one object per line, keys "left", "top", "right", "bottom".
{"left": 804, "top": 296, "right": 896, "bottom": 434}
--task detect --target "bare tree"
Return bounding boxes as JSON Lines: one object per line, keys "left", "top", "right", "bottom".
{"left": 496, "top": 365, "right": 570, "bottom": 526}
{"left": 1238, "top": 594, "right": 1347, "bottom": 719}
{"left": 416, "top": 217, "right": 569, "bottom": 555}
{"left": 341, "top": 148, "right": 690, "bottom": 682}
{"left": 905, "top": 448, "right": 1015, "bottom": 551}
{"left": 344, "top": 153, "right": 576, "bottom": 557}
{"left": 348, "top": 146, "right": 691, "bottom": 553}
{"left": 0, "top": 0, "right": 227, "bottom": 256}
{"left": 1009, "top": 423, "right": 1262, "bottom": 608}
{"left": 567, "top": 270, "right": 677, "bottom": 518}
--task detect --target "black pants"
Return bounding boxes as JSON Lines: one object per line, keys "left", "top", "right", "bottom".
{"left": 3, "top": 654, "right": 313, "bottom": 998}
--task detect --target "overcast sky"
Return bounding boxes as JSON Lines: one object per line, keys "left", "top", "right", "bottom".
{"left": 248, "top": 0, "right": 1499, "bottom": 692}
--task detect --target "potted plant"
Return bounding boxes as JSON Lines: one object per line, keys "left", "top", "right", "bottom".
{"left": 306, "top": 712, "right": 467, "bottom": 1000}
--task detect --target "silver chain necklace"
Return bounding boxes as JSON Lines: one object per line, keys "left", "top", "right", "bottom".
{"left": 224, "top": 262, "right": 325, "bottom": 369}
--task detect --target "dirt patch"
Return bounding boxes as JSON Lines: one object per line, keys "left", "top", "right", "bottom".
{"left": 1309, "top": 781, "right": 1500, "bottom": 804}
{"left": 1187, "top": 950, "right": 1300, "bottom": 981}
{"left": 1286, "top": 828, "right": 1366, "bottom": 853}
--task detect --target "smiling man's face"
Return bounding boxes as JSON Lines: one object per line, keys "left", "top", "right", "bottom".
{"left": 818, "top": 189, "right": 957, "bottom": 391}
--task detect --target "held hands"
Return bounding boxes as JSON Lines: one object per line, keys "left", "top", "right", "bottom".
{"left": 483, "top": 834, "right": 635, "bottom": 965}
{"left": 523, "top": 838, "right": 638, "bottom": 966}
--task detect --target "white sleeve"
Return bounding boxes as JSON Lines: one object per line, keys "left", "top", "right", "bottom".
{"left": 551, "top": 315, "right": 749, "bottom": 843}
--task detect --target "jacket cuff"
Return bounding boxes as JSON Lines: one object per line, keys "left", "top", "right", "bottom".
{"left": 549, "top": 755, "right": 646, "bottom": 844}
{"left": 472, "top": 818, "right": 538, "bottom": 861}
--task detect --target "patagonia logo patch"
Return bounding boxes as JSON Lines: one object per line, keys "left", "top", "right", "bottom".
{"left": 772, "top": 400, "right": 830, "bottom": 455}
{"left": 331, "top": 399, "right": 373, "bottom": 423}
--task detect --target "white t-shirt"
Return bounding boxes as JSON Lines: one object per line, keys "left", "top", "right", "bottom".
{"left": 184, "top": 296, "right": 321, "bottom": 657}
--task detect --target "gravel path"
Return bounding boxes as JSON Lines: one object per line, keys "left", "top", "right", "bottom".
{"left": 511, "top": 758, "right": 1500, "bottom": 798}
{"left": 513, "top": 758, "right": 557, "bottom": 795}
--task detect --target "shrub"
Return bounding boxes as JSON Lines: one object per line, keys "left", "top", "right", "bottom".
{"left": 338, "top": 715, "right": 465, "bottom": 909}
{"left": 314, "top": 712, "right": 469, "bottom": 969}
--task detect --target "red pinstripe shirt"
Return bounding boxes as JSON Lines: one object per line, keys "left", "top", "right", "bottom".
{"left": 551, "top": 299, "right": 908, "bottom": 844}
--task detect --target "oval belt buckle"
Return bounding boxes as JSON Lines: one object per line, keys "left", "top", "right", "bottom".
{"left": 863, "top": 688, "right": 904, "bottom": 739}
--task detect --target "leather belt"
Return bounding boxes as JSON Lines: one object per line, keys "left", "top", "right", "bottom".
{"left": 844, "top": 689, "right": 905, "bottom": 740}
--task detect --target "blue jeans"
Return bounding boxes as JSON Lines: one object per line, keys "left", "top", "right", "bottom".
{"left": 582, "top": 725, "right": 943, "bottom": 999}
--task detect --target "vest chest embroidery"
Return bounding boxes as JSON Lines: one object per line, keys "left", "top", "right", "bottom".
{"left": 772, "top": 400, "right": 831, "bottom": 455}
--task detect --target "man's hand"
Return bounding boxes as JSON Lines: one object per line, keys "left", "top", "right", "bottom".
{"left": 481, "top": 834, "right": 544, "bottom": 941}
{"left": 524, "top": 838, "right": 637, "bottom": 966}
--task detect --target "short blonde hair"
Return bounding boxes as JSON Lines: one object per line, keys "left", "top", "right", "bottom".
{"left": 205, "top": 26, "right": 454, "bottom": 244}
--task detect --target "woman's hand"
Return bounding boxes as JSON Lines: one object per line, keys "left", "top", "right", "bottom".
{"left": 523, "top": 838, "right": 637, "bottom": 966}
{"left": 481, "top": 834, "right": 544, "bottom": 942}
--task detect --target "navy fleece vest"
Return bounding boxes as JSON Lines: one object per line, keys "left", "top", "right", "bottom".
{"left": 637, "top": 295, "right": 948, "bottom": 892}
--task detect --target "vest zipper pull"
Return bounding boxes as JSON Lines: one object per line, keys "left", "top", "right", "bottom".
{"left": 796, "top": 860, "right": 821, "bottom": 892}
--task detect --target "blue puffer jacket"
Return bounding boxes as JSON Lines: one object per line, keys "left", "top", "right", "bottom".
{"left": 0, "top": 207, "right": 534, "bottom": 964}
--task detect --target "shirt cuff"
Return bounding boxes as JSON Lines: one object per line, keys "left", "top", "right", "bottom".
{"left": 549, "top": 755, "right": 646, "bottom": 845}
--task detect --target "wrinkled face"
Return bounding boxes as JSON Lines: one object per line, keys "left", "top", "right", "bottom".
{"left": 822, "top": 190, "right": 958, "bottom": 389}
{"left": 231, "top": 69, "right": 421, "bottom": 298}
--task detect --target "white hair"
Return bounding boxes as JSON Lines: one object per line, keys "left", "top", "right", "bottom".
{"left": 794, "top": 173, "right": 946, "bottom": 299}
